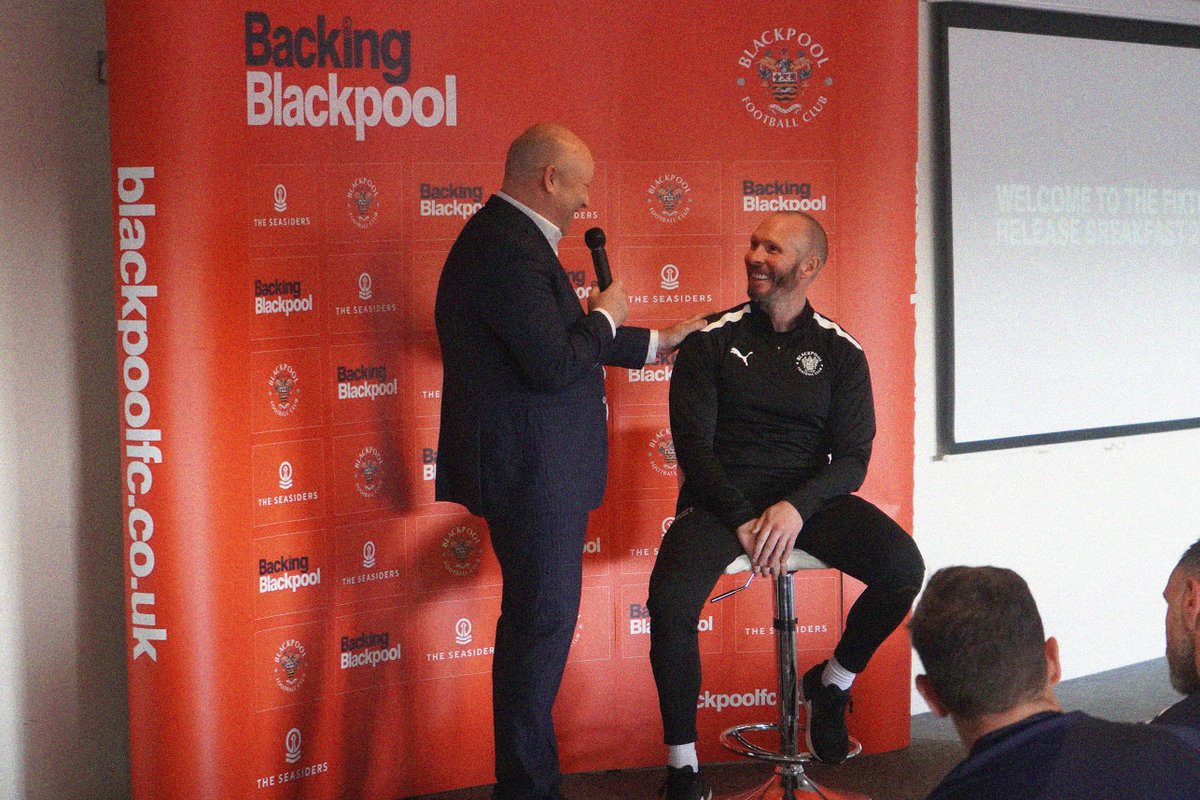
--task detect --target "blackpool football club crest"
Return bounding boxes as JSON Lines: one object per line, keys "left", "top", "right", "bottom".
{"left": 646, "top": 174, "right": 693, "bottom": 223}
{"left": 347, "top": 177, "right": 380, "bottom": 229}
{"left": 796, "top": 351, "right": 824, "bottom": 376}
{"left": 354, "top": 446, "right": 384, "bottom": 498}
{"left": 648, "top": 428, "right": 678, "bottom": 477}
{"left": 757, "top": 47, "right": 811, "bottom": 112}
{"left": 441, "top": 524, "right": 483, "bottom": 576}
{"left": 268, "top": 363, "right": 300, "bottom": 417}
{"left": 274, "top": 638, "right": 309, "bottom": 693}
{"left": 736, "top": 28, "right": 833, "bottom": 128}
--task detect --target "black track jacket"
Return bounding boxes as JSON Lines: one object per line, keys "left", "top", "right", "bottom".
{"left": 669, "top": 300, "right": 874, "bottom": 530}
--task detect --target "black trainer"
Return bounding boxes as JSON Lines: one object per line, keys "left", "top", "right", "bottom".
{"left": 801, "top": 660, "right": 852, "bottom": 764}
{"left": 658, "top": 766, "right": 712, "bottom": 800}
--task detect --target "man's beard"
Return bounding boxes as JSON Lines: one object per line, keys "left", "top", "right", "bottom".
{"left": 1167, "top": 629, "right": 1200, "bottom": 695}
{"left": 746, "top": 263, "right": 801, "bottom": 305}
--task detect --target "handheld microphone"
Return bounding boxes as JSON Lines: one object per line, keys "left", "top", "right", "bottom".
{"left": 583, "top": 227, "right": 613, "bottom": 291}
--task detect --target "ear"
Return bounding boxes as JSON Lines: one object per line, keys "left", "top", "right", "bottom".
{"left": 1044, "top": 636, "right": 1062, "bottom": 686}
{"left": 1182, "top": 576, "right": 1200, "bottom": 633}
{"left": 541, "top": 164, "right": 558, "bottom": 194}
{"left": 799, "top": 254, "right": 821, "bottom": 280}
{"left": 915, "top": 674, "right": 950, "bottom": 718}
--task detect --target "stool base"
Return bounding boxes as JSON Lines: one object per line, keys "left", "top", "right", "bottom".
{"left": 717, "top": 768, "right": 871, "bottom": 800}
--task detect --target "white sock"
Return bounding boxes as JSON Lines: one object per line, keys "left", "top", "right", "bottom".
{"left": 822, "top": 657, "right": 856, "bottom": 691}
{"left": 667, "top": 743, "right": 699, "bottom": 771}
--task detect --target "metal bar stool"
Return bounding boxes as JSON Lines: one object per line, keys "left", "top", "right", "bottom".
{"left": 710, "top": 551, "right": 868, "bottom": 800}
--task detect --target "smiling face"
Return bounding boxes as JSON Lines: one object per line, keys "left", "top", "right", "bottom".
{"left": 543, "top": 141, "right": 594, "bottom": 234}
{"left": 744, "top": 213, "right": 821, "bottom": 309}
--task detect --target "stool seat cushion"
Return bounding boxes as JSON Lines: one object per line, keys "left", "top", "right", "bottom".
{"left": 724, "top": 550, "right": 829, "bottom": 574}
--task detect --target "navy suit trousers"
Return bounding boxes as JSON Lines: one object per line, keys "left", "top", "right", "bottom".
{"left": 486, "top": 510, "right": 589, "bottom": 800}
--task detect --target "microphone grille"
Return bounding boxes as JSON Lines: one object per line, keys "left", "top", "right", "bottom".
{"left": 584, "top": 227, "right": 606, "bottom": 249}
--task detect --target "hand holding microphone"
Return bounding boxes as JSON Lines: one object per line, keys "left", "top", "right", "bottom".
{"left": 587, "top": 279, "right": 628, "bottom": 327}
{"left": 582, "top": 226, "right": 708, "bottom": 342}
{"left": 584, "top": 226, "right": 629, "bottom": 326}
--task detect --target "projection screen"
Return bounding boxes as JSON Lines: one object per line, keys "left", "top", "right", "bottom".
{"left": 933, "top": 2, "right": 1200, "bottom": 453}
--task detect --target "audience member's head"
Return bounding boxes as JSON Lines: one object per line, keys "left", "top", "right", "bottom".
{"left": 1165, "top": 540, "right": 1200, "bottom": 696}
{"left": 914, "top": 565, "right": 1200, "bottom": 799}
{"left": 909, "top": 566, "right": 1060, "bottom": 743}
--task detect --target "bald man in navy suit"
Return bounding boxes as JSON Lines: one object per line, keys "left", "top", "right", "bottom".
{"left": 435, "top": 123, "right": 703, "bottom": 800}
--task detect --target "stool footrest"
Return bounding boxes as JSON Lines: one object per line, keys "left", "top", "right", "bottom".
{"left": 719, "top": 723, "right": 863, "bottom": 766}
{"left": 720, "top": 723, "right": 813, "bottom": 765}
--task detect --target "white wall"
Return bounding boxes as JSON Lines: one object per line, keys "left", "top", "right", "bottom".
{"left": 0, "top": 1, "right": 129, "bottom": 798}
{"left": 913, "top": 0, "right": 1200, "bottom": 712}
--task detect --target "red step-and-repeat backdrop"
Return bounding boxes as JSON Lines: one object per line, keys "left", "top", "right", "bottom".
{"left": 107, "top": 2, "right": 917, "bottom": 797}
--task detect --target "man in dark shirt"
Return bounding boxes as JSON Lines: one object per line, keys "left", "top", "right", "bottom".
{"left": 646, "top": 212, "right": 925, "bottom": 800}
{"left": 911, "top": 566, "right": 1200, "bottom": 800}
{"left": 1155, "top": 539, "right": 1200, "bottom": 735}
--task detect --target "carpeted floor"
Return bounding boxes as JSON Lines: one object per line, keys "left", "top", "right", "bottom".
{"left": 404, "top": 657, "right": 1178, "bottom": 800}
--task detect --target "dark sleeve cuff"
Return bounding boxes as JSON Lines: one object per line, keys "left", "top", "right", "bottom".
{"left": 784, "top": 491, "right": 820, "bottom": 524}
{"left": 718, "top": 503, "right": 758, "bottom": 532}
{"left": 605, "top": 325, "right": 653, "bottom": 369}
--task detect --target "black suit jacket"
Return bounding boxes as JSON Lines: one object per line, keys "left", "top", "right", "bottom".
{"left": 435, "top": 195, "right": 650, "bottom": 518}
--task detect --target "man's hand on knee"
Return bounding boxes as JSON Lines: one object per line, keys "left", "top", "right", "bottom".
{"left": 751, "top": 501, "right": 804, "bottom": 576}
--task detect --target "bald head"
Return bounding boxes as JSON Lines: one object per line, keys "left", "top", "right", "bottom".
{"left": 504, "top": 124, "right": 587, "bottom": 184}
{"left": 776, "top": 210, "right": 828, "bottom": 267}
{"left": 1175, "top": 540, "right": 1200, "bottom": 577}
{"left": 500, "top": 123, "right": 594, "bottom": 233}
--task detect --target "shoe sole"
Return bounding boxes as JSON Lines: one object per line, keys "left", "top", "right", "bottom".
{"left": 662, "top": 775, "right": 712, "bottom": 800}
{"left": 802, "top": 695, "right": 818, "bottom": 761}
{"left": 801, "top": 694, "right": 848, "bottom": 765}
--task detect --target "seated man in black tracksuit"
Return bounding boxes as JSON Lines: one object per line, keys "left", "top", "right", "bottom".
{"left": 911, "top": 566, "right": 1200, "bottom": 800}
{"left": 1155, "top": 539, "right": 1200, "bottom": 737}
{"left": 646, "top": 211, "right": 925, "bottom": 800}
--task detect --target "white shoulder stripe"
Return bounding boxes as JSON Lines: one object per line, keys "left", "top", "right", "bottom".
{"left": 813, "top": 312, "right": 862, "bottom": 351}
{"left": 701, "top": 304, "right": 751, "bottom": 333}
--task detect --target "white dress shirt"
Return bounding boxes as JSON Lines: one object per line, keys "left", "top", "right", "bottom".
{"left": 494, "top": 192, "right": 658, "bottom": 362}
